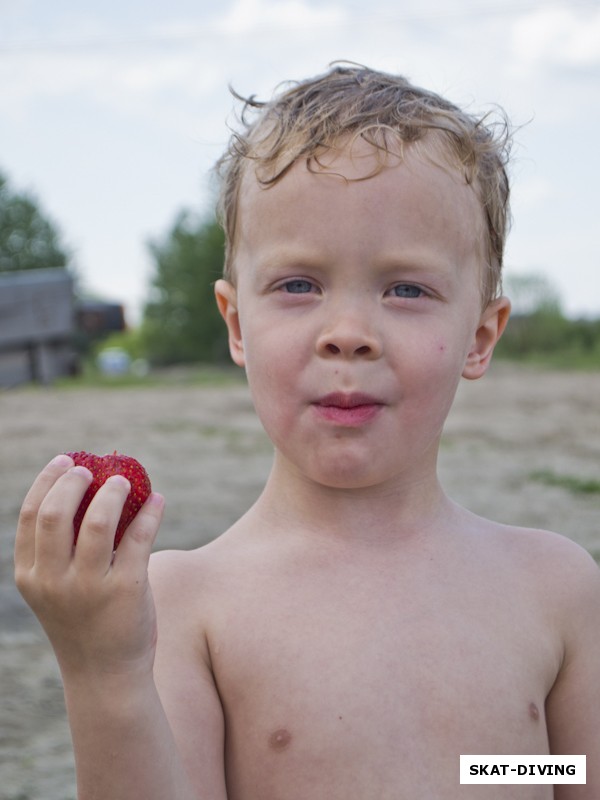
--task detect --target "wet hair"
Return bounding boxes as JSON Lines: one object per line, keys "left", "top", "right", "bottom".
{"left": 215, "top": 63, "right": 513, "bottom": 304}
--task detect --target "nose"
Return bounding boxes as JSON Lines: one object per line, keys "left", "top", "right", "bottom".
{"left": 315, "top": 305, "right": 383, "bottom": 360}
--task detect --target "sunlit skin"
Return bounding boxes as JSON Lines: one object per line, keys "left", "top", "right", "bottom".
{"left": 14, "top": 137, "right": 600, "bottom": 800}
{"left": 216, "top": 140, "right": 508, "bottom": 520}
{"left": 189, "top": 140, "right": 594, "bottom": 799}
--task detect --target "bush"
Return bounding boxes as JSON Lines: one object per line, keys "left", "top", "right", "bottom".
{"left": 141, "top": 212, "right": 230, "bottom": 365}
{"left": 496, "top": 310, "right": 600, "bottom": 367}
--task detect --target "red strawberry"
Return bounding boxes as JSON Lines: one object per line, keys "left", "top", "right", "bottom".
{"left": 66, "top": 451, "right": 152, "bottom": 550}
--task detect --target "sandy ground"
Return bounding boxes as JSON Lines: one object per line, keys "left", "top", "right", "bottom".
{"left": 1, "top": 364, "right": 599, "bottom": 800}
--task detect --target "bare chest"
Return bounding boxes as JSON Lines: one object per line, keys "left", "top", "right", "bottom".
{"left": 208, "top": 562, "right": 557, "bottom": 800}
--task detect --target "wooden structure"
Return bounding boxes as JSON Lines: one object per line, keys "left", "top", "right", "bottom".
{"left": 0, "top": 268, "right": 76, "bottom": 387}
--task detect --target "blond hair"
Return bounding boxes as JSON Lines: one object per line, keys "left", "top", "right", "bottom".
{"left": 215, "top": 63, "right": 512, "bottom": 304}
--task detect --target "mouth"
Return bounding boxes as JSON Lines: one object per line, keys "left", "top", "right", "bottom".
{"left": 312, "top": 392, "right": 384, "bottom": 426}
{"left": 316, "top": 392, "right": 382, "bottom": 408}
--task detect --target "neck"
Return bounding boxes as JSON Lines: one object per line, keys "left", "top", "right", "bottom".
{"left": 250, "top": 449, "right": 454, "bottom": 550}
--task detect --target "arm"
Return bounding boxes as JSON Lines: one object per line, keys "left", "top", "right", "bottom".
{"left": 14, "top": 456, "right": 224, "bottom": 800}
{"left": 149, "top": 549, "right": 228, "bottom": 797}
{"left": 545, "top": 545, "right": 600, "bottom": 799}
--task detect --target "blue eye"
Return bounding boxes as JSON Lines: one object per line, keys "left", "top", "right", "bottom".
{"left": 282, "top": 279, "right": 313, "bottom": 294}
{"left": 390, "top": 284, "right": 423, "bottom": 298}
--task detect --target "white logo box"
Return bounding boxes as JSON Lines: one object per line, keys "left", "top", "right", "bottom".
{"left": 460, "top": 755, "right": 586, "bottom": 784}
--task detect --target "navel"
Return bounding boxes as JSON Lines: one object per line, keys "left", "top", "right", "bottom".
{"left": 268, "top": 728, "right": 292, "bottom": 751}
{"left": 528, "top": 701, "right": 540, "bottom": 722}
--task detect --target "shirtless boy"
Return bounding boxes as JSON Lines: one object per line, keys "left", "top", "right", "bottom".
{"left": 15, "top": 65, "right": 600, "bottom": 799}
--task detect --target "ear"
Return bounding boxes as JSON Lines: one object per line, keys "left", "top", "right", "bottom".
{"left": 215, "top": 279, "right": 245, "bottom": 368}
{"left": 462, "top": 296, "right": 511, "bottom": 381}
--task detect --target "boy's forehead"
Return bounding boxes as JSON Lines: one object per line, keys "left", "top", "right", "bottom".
{"left": 231, "top": 140, "right": 488, "bottom": 311}
{"left": 239, "top": 134, "right": 399, "bottom": 199}
{"left": 236, "top": 136, "right": 486, "bottom": 249}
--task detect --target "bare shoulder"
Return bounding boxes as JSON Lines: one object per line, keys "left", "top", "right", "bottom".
{"left": 148, "top": 539, "right": 229, "bottom": 670}
{"left": 147, "top": 526, "right": 256, "bottom": 646}
{"left": 499, "top": 521, "right": 600, "bottom": 648}
{"left": 488, "top": 520, "right": 600, "bottom": 604}
{"left": 464, "top": 509, "right": 599, "bottom": 588}
{"left": 149, "top": 543, "right": 217, "bottom": 604}
{"left": 457, "top": 511, "right": 600, "bottom": 658}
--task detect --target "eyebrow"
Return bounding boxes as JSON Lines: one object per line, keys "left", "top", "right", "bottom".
{"left": 372, "top": 253, "right": 457, "bottom": 275}
{"left": 250, "top": 250, "right": 329, "bottom": 282}
{"left": 254, "top": 246, "right": 458, "bottom": 274}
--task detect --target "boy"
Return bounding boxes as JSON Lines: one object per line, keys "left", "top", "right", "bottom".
{"left": 15, "top": 65, "right": 599, "bottom": 799}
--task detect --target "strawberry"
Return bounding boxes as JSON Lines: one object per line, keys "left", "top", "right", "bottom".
{"left": 66, "top": 451, "right": 152, "bottom": 549}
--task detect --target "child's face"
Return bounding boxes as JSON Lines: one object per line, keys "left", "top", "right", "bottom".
{"left": 216, "top": 139, "right": 509, "bottom": 490}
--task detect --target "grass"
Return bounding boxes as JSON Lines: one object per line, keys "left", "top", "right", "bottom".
{"left": 529, "top": 469, "right": 600, "bottom": 496}
{"left": 494, "top": 351, "right": 600, "bottom": 371}
{"left": 589, "top": 548, "right": 600, "bottom": 562}
{"left": 4, "top": 793, "right": 75, "bottom": 800}
{"left": 52, "top": 363, "right": 247, "bottom": 391}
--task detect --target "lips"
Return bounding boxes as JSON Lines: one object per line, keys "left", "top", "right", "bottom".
{"left": 312, "top": 392, "right": 384, "bottom": 426}
{"left": 316, "top": 392, "right": 382, "bottom": 409}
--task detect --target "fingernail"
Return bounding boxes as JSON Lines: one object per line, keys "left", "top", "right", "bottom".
{"left": 107, "top": 475, "right": 131, "bottom": 492}
{"left": 71, "top": 465, "right": 93, "bottom": 481}
{"left": 50, "top": 454, "right": 73, "bottom": 469}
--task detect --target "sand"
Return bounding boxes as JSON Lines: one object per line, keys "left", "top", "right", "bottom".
{"left": 1, "top": 363, "right": 598, "bottom": 800}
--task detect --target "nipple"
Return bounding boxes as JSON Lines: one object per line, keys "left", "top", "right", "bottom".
{"left": 268, "top": 728, "right": 292, "bottom": 751}
{"left": 528, "top": 702, "right": 540, "bottom": 722}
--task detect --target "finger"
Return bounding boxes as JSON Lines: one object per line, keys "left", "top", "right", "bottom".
{"left": 113, "top": 492, "right": 165, "bottom": 579}
{"left": 15, "top": 454, "right": 75, "bottom": 570}
{"left": 33, "top": 466, "right": 94, "bottom": 570}
{"left": 73, "top": 475, "right": 132, "bottom": 573}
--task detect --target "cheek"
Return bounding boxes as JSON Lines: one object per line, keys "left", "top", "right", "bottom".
{"left": 243, "top": 335, "right": 298, "bottom": 429}
{"left": 433, "top": 338, "right": 463, "bottom": 366}
{"left": 434, "top": 316, "right": 478, "bottom": 366}
{"left": 405, "top": 337, "right": 465, "bottom": 420}
{"left": 430, "top": 337, "right": 469, "bottom": 385}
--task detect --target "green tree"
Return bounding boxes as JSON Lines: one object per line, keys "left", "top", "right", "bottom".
{"left": 142, "top": 211, "right": 230, "bottom": 365}
{"left": 503, "top": 272, "right": 561, "bottom": 316}
{"left": 496, "top": 272, "right": 600, "bottom": 364}
{"left": 0, "top": 171, "right": 71, "bottom": 272}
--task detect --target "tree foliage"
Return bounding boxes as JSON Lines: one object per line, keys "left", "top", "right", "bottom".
{"left": 142, "top": 211, "right": 230, "bottom": 365}
{"left": 0, "top": 171, "right": 70, "bottom": 272}
{"left": 502, "top": 272, "right": 561, "bottom": 316}
{"left": 496, "top": 272, "right": 600, "bottom": 366}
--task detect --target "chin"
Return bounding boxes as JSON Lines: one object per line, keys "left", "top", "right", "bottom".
{"left": 305, "top": 459, "right": 390, "bottom": 492}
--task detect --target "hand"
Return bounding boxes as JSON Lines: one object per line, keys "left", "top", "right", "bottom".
{"left": 14, "top": 454, "right": 165, "bottom": 683}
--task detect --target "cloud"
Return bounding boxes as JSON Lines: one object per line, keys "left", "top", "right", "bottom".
{"left": 216, "top": 0, "right": 346, "bottom": 36}
{"left": 0, "top": 0, "right": 347, "bottom": 118}
{"left": 512, "top": 174, "right": 556, "bottom": 211}
{"left": 512, "top": 4, "right": 600, "bottom": 69}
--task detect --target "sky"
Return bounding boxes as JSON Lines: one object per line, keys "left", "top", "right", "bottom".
{"left": 1, "top": 0, "right": 599, "bottom": 324}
